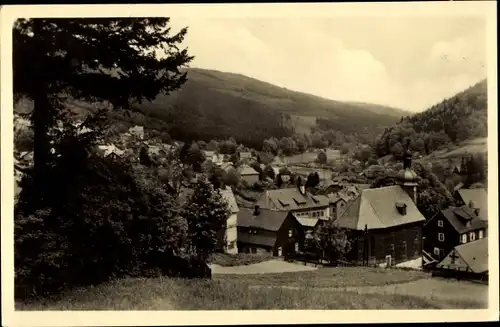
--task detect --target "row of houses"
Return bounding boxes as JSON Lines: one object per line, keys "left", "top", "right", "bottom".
{"left": 214, "top": 148, "right": 489, "bottom": 278}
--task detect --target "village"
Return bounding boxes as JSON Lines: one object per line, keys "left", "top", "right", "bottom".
{"left": 13, "top": 119, "right": 489, "bottom": 282}
{"left": 9, "top": 13, "right": 493, "bottom": 313}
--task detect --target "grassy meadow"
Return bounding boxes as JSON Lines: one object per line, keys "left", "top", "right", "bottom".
{"left": 16, "top": 267, "right": 487, "bottom": 310}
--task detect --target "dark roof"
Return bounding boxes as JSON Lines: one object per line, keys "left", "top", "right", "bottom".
{"left": 256, "top": 187, "right": 329, "bottom": 211}
{"left": 335, "top": 185, "right": 426, "bottom": 230}
{"left": 237, "top": 207, "right": 289, "bottom": 231}
{"left": 237, "top": 232, "right": 277, "bottom": 247}
{"left": 455, "top": 237, "right": 488, "bottom": 273}
{"left": 456, "top": 188, "right": 488, "bottom": 221}
{"left": 439, "top": 205, "right": 487, "bottom": 233}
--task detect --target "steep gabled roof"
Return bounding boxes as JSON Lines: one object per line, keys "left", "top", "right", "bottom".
{"left": 440, "top": 205, "right": 487, "bottom": 233}
{"left": 445, "top": 237, "right": 489, "bottom": 274}
{"left": 237, "top": 207, "right": 289, "bottom": 231}
{"left": 456, "top": 188, "right": 488, "bottom": 221}
{"left": 256, "top": 187, "right": 330, "bottom": 211}
{"left": 220, "top": 187, "right": 239, "bottom": 214}
{"left": 335, "top": 185, "right": 426, "bottom": 230}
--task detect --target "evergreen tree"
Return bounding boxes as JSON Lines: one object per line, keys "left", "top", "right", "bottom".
{"left": 14, "top": 18, "right": 193, "bottom": 204}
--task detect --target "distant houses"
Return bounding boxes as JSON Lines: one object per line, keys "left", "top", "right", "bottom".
{"left": 203, "top": 150, "right": 225, "bottom": 166}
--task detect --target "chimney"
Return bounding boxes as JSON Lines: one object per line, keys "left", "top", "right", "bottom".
{"left": 474, "top": 208, "right": 480, "bottom": 216}
{"left": 254, "top": 205, "right": 260, "bottom": 216}
{"left": 396, "top": 203, "right": 407, "bottom": 216}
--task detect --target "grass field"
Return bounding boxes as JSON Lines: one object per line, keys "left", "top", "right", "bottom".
{"left": 213, "top": 267, "right": 429, "bottom": 288}
{"left": 16, "top": 267, "right": 487, "bottom": 310}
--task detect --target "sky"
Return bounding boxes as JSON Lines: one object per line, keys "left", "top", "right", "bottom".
{"left": 167, "top": 16, "right": 487, "bottom": 113}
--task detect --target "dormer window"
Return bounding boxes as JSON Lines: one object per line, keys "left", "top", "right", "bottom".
{"left": 461, "top": 234, "right": 467, "bottom": 244}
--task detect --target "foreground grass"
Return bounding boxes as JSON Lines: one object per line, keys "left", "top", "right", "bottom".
{"left": 16, "top": 276, "right": 485, "bottom": 310}
{"left": 208, "top": 253, "right": 273, "bottom": 267}
{"left": 213, "top": 266, "right": 430, "bottom": 288}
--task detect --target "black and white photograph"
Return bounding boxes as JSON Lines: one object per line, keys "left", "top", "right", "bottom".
{"left": 1, "top": 2, "right": 498, "bottom": 326}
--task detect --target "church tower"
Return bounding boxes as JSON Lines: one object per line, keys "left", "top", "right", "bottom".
{"left": 397, "top": 140, "right": 419, "bottom": 204}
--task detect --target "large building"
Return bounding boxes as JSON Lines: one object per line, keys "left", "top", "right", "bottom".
{"left": 255, "top": 185, "right": 330, "bottom": 230}
{"left": 423, "top": 205, "right": 487, "bottom": 262}
{"left": 335, "top": 150, "right": 426, "bottom": 266}
{"left": 237, "top": 164, "right": 260, "bottom": 185}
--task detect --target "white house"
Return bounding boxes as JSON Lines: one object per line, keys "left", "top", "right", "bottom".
{"left": 220, "top": 186, "right": 239, "bottom": 254}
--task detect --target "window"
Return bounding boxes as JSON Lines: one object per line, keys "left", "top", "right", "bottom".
{"left": 461, "top": 234, "right": 467, "bottom": 244}
{"left": 438, "top": 233, "right": 445, "bottom": 242}
{"left": 479, "top": 230, "right": 484, "bottom": 239}
{"left": 228, "top": 241, "right": 235, "bottom": 249}
{"left": 437, "top": 220, "right": 444, "bottom": 227}
{"left": 288, "top": 229, "right": 293, "bottom": 237}
{"left": 469, "top": 232, "right": 476, "bottom": 241}
{"left": 434, "top": 247, "right": 440, "bottom": 256}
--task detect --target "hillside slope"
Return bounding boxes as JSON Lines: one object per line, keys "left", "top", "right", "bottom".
{"left": 374, "top": 79, "right": 488, "bottom": 158}
{"left": 14, "top": 68, "right": 409, "bottom": 150}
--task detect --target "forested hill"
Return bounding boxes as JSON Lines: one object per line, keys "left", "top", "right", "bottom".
{"left": 374, "top": 79, "right": 488, "bottom": 158}
{"left": 127, "top": 68, "right": 408, "bottom": 149}
{"left": 15, "top": 67, "right": 409, "bottom": 150}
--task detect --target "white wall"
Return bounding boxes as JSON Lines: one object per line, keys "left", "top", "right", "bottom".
{"left": 226, "top": 213, "right": 238, "bottom": 254}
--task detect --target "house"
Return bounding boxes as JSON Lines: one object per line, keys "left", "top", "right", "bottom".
{"left": 97, "top": 144, "right": 125, "bottom": 159}
{"left": 128, "top": 125, "right": 144, "bottom": 140}
{"left": 203, "top": 151, "right": 225, "bottom": 166}
{"left": 335, "top": 150, "right": 426, "bottom": 266}
{"left": 239, "top": 151, "right": 254, "bottom": 160}
{"left": 435, "top": 237, "right": 488, "bottom": 280}
{"left": 255, "top": 185, "right": 330, "bottom": 231}
{"left": 219, "top": 186, "right": 239, "bottom": 254}
{"left": 220, "top": 162, "right": 235, "bottom": 173}
{"left": 423, "top": 205, "right": 487, "bottom": 262}
{"left": 319, "top": 180, "right": 343, "bottom": 196}
{"left": 237, "top": 206, "right": 305, "bottom": 256}
{"left": 453, "top": 188, "right": 488, "bottom": 222}
{"left": 237, "top": 164, "right": 260, "bottom": 185}
{"left": 328, "top": 191, "right": 350, "bottom": 219}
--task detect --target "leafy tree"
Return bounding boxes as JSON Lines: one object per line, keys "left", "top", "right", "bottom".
{"left": 208, "top": 166, "right": 225, "bottom": 190}
{"left": 14, "top": 18, "right": 193, "bottom": 202}
{"left": 263, "top": 164, "right": 276, "bottom": 180}
{"left": 223, "top": 168, "right": 241, "bottom": 188}
{"left": 305, "top": 172, "right": 320, "bottom": 189}
{"left": 186, "top": 143, "right": 206, "bottom": 172}
{"left": 182, "top": 178, "right": 229, "bottom": 260}
{"left": 317, "top": 151, "right": 327, "bottom": 164}
{"left": 14, "top": 126, "right": 34, "bottom": 152}
{"left": 312, "top": 220, "right": 352, "bottom": 265}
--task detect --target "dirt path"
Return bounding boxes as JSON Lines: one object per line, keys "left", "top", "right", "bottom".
{"left": 210, "top": 259, "right": 318, "bottom": 274}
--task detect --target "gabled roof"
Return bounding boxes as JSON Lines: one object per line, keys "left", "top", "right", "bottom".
{"left": 328, "top": 191, "right": 350, "bottom": 204}
{"left": 237, "top": 164, "right": 259, "bottom": 176}
{"left": 256, "top": 188, "right": 330, "bottom": 211}
{"left": 295, "top": 216, "right": 320, "bottom": 228}
{"left": 221, "top": 162, "right": 235, "bottom": 171}
{"left": 444, "top": 237, "right": 488, "bottom": 274}
{"left": 335, "top": 185, "right": 426, "bottom": 230}
{"left": 456, "top": 188, "right": 488, "bottom": 221}
{"left": 237, "top": 207, "right": 289, "bottom": 231}
{"left": 220, "top": 187, "right": 239, "bottom": 214}
{"left": 439, "top": 205, "right": 487, "bottom": 233}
